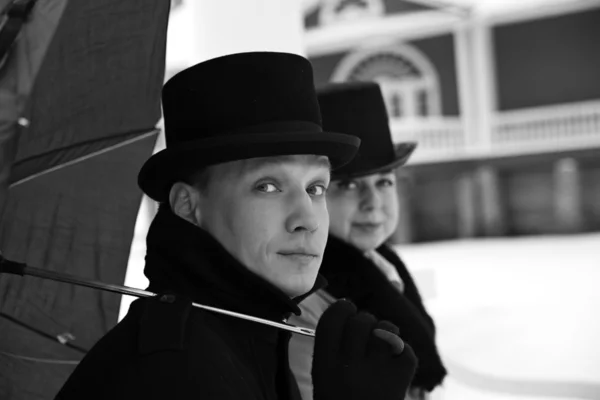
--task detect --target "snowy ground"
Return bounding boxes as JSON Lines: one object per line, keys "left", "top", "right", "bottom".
{"left": 395, "top": 233, "right": 600, "bottom": 400}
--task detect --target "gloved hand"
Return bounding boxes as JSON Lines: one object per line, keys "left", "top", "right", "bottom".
{"left": 359, "top": 279, "right": 447, "bottom": 391}
{"left": 312, "top": 300, "right": 418, "bottom": 400}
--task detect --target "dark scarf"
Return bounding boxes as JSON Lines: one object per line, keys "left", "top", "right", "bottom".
{"left": 318, "top": 235, "right": 447, "bottom": 392}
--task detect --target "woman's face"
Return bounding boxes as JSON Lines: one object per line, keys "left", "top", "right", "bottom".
{"left": 326, "top": 171, "right": 399, "bottom": 252}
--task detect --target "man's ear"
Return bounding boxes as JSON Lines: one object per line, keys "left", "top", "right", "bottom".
{"left": 169, "top": 182, "right": 202, "bottom": 226}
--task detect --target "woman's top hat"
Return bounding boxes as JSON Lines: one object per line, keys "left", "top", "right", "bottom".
{"left": 138, "top": 52, "right": 361, "bottom": 202}
{"left": 317, "top": 81, "right": 417, "bottom": 180}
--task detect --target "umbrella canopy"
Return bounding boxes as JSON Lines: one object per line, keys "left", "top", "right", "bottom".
{"left": 0, "top": 1, "right": 170, "bottom": 398}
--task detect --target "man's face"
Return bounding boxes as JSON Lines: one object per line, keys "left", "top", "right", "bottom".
{"left": 326, "top": 172, "right": 399, "bottom": 252}
{"left": 197, "top": 155, "right": 331, "bottom": 298}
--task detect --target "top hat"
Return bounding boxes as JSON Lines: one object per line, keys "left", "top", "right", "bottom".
{"left": 138, "top": 52, "right": 361, "bottom": 202}
{"left": 317, "top": 81, "right": 417, "bottom": 180}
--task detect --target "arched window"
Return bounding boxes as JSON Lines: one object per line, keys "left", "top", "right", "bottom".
{"left": 331, "top": 44, "right": 442, "bottom": 120}
{"left": 319, "top": 0, "right": 384, "bottom": 25}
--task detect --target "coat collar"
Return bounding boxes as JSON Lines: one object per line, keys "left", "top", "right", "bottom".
{"left": 318, "top": 234, "right": 387, "bottom": 301}
{"left": 143, "top": 207, "right": 326, "bottom": 327}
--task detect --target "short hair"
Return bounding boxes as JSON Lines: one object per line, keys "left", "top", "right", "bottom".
{"left": 185, "top": 166, "right": 213, "bottom": 192}
{"left": 158, "top": 166, "right": 213, "bottom": 210}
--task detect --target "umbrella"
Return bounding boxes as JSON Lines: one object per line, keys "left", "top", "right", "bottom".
{"left": 0, "top": 1, "right": 170, "bottom": 398}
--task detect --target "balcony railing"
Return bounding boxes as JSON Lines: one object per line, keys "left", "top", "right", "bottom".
{"left": 390, "top": 117, "right": 466, "bottom": 163}
{"left": 390, "top": 100, "right": 600, "bottom": 163}
{"left": 492, "top": 99, "right": 600, "bottom": 153}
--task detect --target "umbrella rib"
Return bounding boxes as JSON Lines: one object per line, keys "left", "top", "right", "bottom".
{"left": 9, "top": 129, "right": 158, "bottom": 188}
{"left": 0, "top": 312, "right": 88, "bottom": 354}
{"left": 0, "top": 350, "right": 80, "bottom": 365}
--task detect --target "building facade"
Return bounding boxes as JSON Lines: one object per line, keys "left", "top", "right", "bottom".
{"left": 303, "top": 0, "right": 600, "bottom": 242}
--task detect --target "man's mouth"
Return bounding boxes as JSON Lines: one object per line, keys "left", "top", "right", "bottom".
{"left": 277, "top": 249, "right": 319, "bottom": 264}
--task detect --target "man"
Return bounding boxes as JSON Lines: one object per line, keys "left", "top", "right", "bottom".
{"left": 55, "top": 52, "right": 417, "bottom": 400}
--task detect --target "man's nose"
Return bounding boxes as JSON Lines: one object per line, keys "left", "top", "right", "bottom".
{"left": 285, "top": 190, "right": 320, "bottom": 233}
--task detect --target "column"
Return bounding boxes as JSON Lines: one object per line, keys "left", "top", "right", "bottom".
{"left": 471, "top": 20, "right": 497, "bottom": 155}
{"left": 391, "top": 170, "right": 415, "bottom": 244}
{"left": 456, "top": 171, "right": 477, "bottom": 238}
{"left": 453, "top": 22, "right": 477, "bottom": 152}
{"left": 477, "top": 165, "right": 506, "bottom": 236}
{"left": 553, "top": 158, "right": 583, "bottom": 233}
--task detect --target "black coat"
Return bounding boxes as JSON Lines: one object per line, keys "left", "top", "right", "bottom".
{"left": 318, "top": 236, "right": 447, "bottom": 392}
{"left": 55, "top": 208, "right": 321, "bottom": 400}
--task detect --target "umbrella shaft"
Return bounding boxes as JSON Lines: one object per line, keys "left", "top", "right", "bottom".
{"left": 0, "top": 259, "right": 315, "bottom": 337}
{"left": 23, "top": 266, "right": 155, "bottom": 298}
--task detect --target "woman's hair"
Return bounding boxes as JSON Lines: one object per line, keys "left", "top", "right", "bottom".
{"left": 332, "top": 168, "right": 396, "bottom": 182}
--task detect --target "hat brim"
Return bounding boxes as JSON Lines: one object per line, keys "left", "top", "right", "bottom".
{"left": 331, "top": 142, "right": 417, "bottom": 180}
{"left": 138, "top": 131, "right": 360, "bottom": 202}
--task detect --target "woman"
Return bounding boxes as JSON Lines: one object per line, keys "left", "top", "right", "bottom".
{"left": 288, "top": 82, "right": 447, "bottom": 400}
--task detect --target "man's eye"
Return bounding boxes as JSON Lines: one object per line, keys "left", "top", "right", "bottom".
{"left": 307, "top": 184, "right": 326, "bottom": 196}
{"left": 256, "top": 183, "right": 279, "bottom": 193}
{"left": 337, "top": 180, "right": 357, "bottom": 191}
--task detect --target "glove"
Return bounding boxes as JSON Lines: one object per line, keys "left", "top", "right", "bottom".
{"left": 312, "top": 300, "right": 418, "bottom": 400}
{"left": 357, "top": 270, "right": 447, "bottom": 391}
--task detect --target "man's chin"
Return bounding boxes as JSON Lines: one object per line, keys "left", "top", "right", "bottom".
{"left": 279, "top": 276, "right": 318, "bottom": 299}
